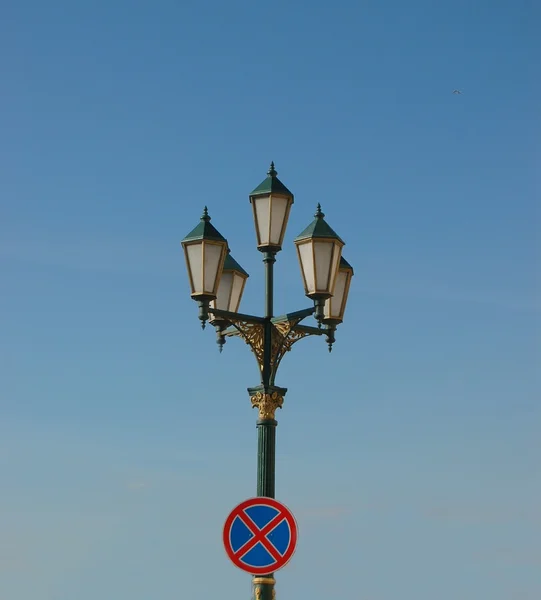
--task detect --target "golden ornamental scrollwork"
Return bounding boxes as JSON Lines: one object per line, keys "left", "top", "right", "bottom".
{"left": 224, "top": 319, "right": 265, "bottom": 368}
{"left": 271, "top": 321, "right": 312, "bottom": 373}
{"left": 223, "top": 316, "right": 316, "bottom": 381}
{"left": 251, "top": 390, "right": 284, "bottom": 420}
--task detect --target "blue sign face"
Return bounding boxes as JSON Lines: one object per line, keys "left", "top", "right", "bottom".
{"left": 223, "top": 498, "right": 298, "bottom": 575}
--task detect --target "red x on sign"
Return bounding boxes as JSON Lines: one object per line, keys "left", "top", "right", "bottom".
{"left": 233, "top": 506, "right": 287, "bottom": 561}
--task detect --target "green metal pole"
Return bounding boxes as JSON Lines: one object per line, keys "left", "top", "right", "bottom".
{"left": 261, "top": 251, "right": 275, "bottom": 387}
{"left": 256, "top": 411, "right": 276, "bottom": 498}
{"left": 263, "top": 251, "right": 275, "bottom": 320}
{"left": 253, "top": 250, "right": 278, "bottom": 600}
{"left": 253, "top": 413, "right": 277, "bottom": 600}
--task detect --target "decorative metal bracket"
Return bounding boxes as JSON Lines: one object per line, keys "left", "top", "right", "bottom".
{"left": 208, "top": 306, "right": 332, "bottom": 384}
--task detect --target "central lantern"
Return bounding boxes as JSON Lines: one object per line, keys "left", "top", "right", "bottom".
{"left": 249, "top": 162, "right": 294, "bottom": 252}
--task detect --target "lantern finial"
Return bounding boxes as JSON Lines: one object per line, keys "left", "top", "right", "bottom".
{"left": 315, "top": 203, "right": 325, "bottom": 219}
{"left": 267, "top": 162, "right": 277, "bottom": 177}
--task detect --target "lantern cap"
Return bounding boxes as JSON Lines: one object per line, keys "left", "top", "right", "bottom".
{"left": 182, "top": 207, "right": 227, "bottom": 243}
{"left": 223, "top": 250, "right": 249, "bottom": 277}
{"left": 294, "top": 204, "right": 344, "bottom": 243}
{"left": 339, "top": 256, "right": 354, "bottom": 274}
{"left": 250, "top": 162, "right": 294, "bottom": 199}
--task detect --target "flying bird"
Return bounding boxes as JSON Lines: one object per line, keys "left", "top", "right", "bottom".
{"left": 453, "top": 89, "right": 462, "bottom": 94}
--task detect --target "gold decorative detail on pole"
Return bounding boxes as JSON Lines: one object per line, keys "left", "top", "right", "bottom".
{"left": 271, "top": 322, "right": 312, "bottom": 372}
{"left": 224, "top": 319, "right": 265, "bottom": 370}
{"left": 224, "top": 316, "right": 316, "bottom": 385}
{"left": 251, "top": 390, "right": 284, "bottom": 420}
{"left": 253, "top": 586, "right": 276, "bottom": 600}
{"left": 252, "top": 577, "right": 276, "bottom": 585}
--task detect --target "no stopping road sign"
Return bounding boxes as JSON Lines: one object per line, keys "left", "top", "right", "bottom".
{"left": 223, "top": 497, "right": 298, "bottom": 575}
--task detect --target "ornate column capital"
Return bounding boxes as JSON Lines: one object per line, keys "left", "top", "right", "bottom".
{"left": 248, "top": 385, "right": 287, "bottom": 421}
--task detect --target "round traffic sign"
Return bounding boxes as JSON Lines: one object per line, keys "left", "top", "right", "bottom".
{"left": 223, "top": 497, "right": 298, "bottom": 575}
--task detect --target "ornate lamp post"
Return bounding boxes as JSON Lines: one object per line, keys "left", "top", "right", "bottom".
{"left": 180, "top": 163, "right": 353, "bottom": 600}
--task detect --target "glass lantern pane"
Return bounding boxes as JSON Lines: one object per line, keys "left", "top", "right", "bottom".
{"left": 269, "top": 196, "right": 289, "bottom": 247}
{"left": 314, "top": 241, "right": 333, "bottom": 293}
{"left": 253, "top": 195, "right": 271, "bottom": 246}
{"left": 230, "top": 272, "right": 246, "bottom": 313}
{"left": 186, "top": 243, "right": 203, "bottom": 294}
{"left": 203, "top": 242, "right": 224, "bottom": 294}
{"left": 327, "top": 270, "right": 347, "bottom": 319}
{"left": 329, "top": 244, "right": 342, "bottom": 295}
{"left": 215, "top": 272, "right": 234, "bottom": 310}
{"left": 298, "top": 242, "right": 316, "bottom": 294}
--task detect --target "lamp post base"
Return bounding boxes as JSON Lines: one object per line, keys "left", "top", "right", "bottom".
{"left": 253, "top": 577, "right": 276, "bottom": 600}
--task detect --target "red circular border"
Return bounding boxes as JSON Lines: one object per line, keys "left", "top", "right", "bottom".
{"left": 222, "top": 497, "right": 298, "bottom": 575}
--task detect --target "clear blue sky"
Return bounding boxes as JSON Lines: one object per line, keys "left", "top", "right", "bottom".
{"left": 1, "top": 1, "right": 539, "bottom": 598}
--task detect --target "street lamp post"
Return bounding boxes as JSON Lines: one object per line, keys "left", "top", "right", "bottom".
{"left": 181, "top": 163, "right": 353, "bottom": 600}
